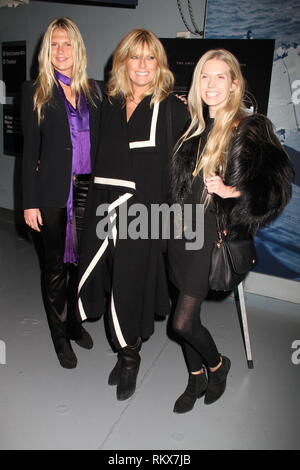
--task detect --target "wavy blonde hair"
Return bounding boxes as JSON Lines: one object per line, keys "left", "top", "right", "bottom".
{"left": 107, "top": 28, "right": 174, "bottom": 105}
{"left": 176, "top": 49, "right": 248, "bottom": 204}
{"left": 34, "top": 17, "right": 93, "bottom": 123}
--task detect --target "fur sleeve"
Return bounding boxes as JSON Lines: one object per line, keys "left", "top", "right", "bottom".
{"left": 224, "top": 114, "right": 294, "bottom": 236}
{"left": 169, "top": 134, "right": 198, "bottom": 204}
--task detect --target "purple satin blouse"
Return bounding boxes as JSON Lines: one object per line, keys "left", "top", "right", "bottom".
{"left": 55, "top": 70, "right": 91, "bottom": 264}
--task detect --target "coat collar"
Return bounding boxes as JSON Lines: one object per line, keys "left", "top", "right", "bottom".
{"left": 51, "top": 82, "right": 101, "bottom": 165}
{"left": 87, "top": 94, "right": 101, "bottom": 165}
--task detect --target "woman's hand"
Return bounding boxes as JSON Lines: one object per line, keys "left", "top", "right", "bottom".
{"left": 24, "top": 208, "right": 43, "bottom": 232}
{"left": 205, "top": 174, "right": 241, "bottom": 199}
{"left": 175, "top": 94, "right": 188, "bottom": 105}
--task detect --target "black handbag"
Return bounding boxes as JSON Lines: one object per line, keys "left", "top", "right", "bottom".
{"left": 209, "top": 204, "right": 257, "bottom": 291}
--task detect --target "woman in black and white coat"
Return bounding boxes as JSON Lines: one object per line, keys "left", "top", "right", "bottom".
{"left": 78, "top": 29, "right": 188, "bottom": 401}
{"left": 169, "top": 49, "right": 294, "bottom": 413}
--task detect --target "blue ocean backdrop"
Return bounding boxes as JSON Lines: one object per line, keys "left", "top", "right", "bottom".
{"left": 205, "top": 0, "right": 300, "bottom": 44}
{"left": 206, "top": 0, "right": 300, "bottom": 281}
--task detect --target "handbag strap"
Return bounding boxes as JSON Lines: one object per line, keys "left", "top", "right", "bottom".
{"left": 213, "top": 198, "right": 225, "bottom": 242}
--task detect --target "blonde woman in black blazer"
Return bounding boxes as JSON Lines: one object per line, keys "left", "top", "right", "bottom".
{"left": 22, "top": 17, "right": 102, "bottom": 369}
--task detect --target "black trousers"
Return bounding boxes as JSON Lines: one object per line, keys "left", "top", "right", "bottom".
{"left": 39, "top": 178, "right": 88, "bottom": 347}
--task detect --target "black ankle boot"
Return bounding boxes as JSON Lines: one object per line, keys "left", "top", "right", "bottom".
{"left": 204, "top": 356, "right": 231, "bottom": 405}
{"left": 108, "top": 353, "right": 122, "bottom": 386}
{"left": 116, "top": 338, "right": 142, "bottom": 401}
{"left": 173, "top": 372, "right": 208, "bottom": 414}
{"left": 69, "top": 325, "right": 93, "bottom": 350}
{"left": 54, "top": 337, "right": 77, "bottom": 369}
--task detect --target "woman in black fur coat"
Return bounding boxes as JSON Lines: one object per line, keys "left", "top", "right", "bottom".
{"left": 169, "top": 49, "right": 294, "bottom": 413}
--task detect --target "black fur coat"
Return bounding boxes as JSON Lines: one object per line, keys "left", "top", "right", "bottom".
{"left": 170, "top": 114, "right": 294, "bottom": 240}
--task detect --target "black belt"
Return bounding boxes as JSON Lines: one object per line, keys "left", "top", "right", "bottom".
{"left": 73, "top": 173, "right": 91, "bottom": 183}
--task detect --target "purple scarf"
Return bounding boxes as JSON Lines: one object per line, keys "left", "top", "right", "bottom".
{"left": 55, "top": 70, "right": 91, "bottom": 264}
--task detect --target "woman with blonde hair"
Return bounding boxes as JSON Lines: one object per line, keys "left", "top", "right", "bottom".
{"left": 169, "top": 49, "right": 293, "bottom": 413}
{"left": 22, "top": 17, "right": 102, "bottom": 369}
{"left": 78, "top": 28, "right": 188, "bottom": 401}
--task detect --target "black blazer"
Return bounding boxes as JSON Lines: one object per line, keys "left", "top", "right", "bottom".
{"left": 21, "top": 80, "right": 102, "bottom": 209}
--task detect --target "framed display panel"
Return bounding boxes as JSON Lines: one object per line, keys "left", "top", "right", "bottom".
{"left": 160, "top": 38, "right": 275, "bottom": 115}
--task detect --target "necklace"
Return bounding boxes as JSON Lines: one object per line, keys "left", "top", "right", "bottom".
{"left": 128, "top": 96, "right": 141, "bottom": 105}
{"left": 192, "top": 137, "right": 202, "bottom": 177}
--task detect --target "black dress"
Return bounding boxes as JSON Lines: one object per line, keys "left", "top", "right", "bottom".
{"left": 78, "top": 94, "right": 189, "bottom": 347}
{"left": 168, "top": 118, "right": 217, "bottom": 300}
{"left": 167, "top": 114, "right": 294, "bottom": 372}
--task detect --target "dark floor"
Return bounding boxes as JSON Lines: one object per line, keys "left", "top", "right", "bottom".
{"left": 0, "top": 213, "right": 299, "bottom": 450}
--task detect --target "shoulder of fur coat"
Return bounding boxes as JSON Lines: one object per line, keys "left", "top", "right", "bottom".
{"left": 170, "top": 114, "right": 294, "bottom": 237}
{"left": 221, "top": 113, "right": 294, "bottom": 237}
{"left": 169, "top": 133, "right": 200, "bottom": 204}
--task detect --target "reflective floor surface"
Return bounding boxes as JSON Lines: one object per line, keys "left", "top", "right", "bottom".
{"left": 0, "top": 211, "right": 299, "bottom": 450}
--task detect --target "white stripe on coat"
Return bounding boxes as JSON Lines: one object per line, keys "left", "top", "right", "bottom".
{"left": 94, "top": 176, "right": 136, "bottom": 190}
{"left": 129, "top": 102, "right": 159, "bottom": 149}
{"left": 78, "top": 191, "right": 134, "bottom": 347}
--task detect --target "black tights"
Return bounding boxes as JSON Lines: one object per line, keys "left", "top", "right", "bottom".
{"left": 173, "top": 293, "right": 220, "bottom": 372}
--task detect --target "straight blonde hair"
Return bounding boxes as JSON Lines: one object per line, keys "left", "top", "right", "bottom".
{"left": 34, "top": 17, "right": 93, "bottom": 123}
{"left": 107, "top": 28, "right": 174, "bottom": 105}
{"left": 176, "top": 49, "right": 248, "bottom": 204}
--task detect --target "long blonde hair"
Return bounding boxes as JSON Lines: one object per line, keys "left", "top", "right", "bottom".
{"left": 107, "top": 28, "right": 174, "bottom": 105}
{"left": 177, "top": 49, "right": 248, "bottom": 203}
{"left": 34, "top": 17, "right": 93, "bottom": 123}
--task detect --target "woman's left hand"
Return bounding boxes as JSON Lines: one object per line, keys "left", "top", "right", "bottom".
{"left": 175, "top": 94, "right": 188, "bottom": 105}
{"left": 205, "top": 174, "right": 241, "bottom": 199}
